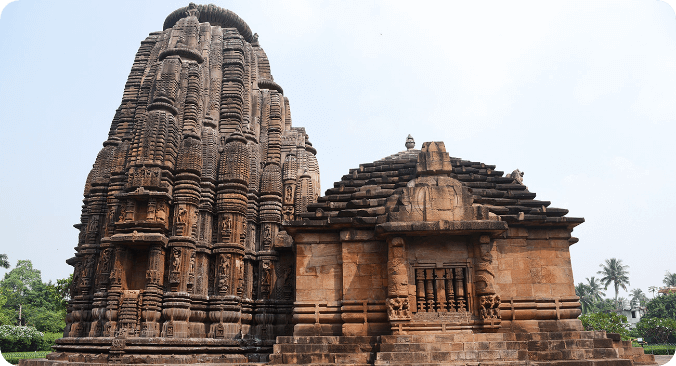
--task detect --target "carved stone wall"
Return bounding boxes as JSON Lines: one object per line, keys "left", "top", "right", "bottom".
{"left": 56, "top": 3, "right": 318, "bottom": 362}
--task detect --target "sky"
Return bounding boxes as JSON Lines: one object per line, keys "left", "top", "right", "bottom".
{"left": 0, "top": 0, "right": 675, "bottom": 303}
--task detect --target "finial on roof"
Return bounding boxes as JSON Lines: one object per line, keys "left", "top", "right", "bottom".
{"left": 405, "top": 134, "right": 415, "bottom": 150}
{"left": 186, "top": 3, "right": 200, "bottom": 18}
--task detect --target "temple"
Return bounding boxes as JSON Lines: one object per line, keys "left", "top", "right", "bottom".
{"left": 31, "top": 4, "right": 656, "bottom": 366}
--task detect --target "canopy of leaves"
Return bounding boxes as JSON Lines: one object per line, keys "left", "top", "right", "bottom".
{"left": 0, "top": 254, "right": 9, "bottom": 269}
{"left": 664, "top": 271, "right": 676, "bottom": 287}
{"left": 630, "top": 288, "right": 648, "bottom": 308}
{"left": 634, "top": 317, "right": 676, "bottom": 343}
{"left": 579, "top": 312, "right": 631, "bottom": 340}
{"left": 597, "top": 258, "right": 630, "bottom": 309}
{"left": 0, "top": 260, "right": 70, "bottom": 332}
{"left": 645, "top": 293, "right": 676, "bottom": 320}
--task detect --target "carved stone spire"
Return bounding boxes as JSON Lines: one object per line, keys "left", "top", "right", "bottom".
{"left": 61, "top": 4, "right": 320, "bottom": 360}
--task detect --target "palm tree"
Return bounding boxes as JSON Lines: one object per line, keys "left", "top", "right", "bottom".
{"left": 664, "top": 271, "right": 676, "bottom": 287}
{"left": 617, "top": 297, "right": 629, "bottom": 310}
{"left": 0, "top": 253, "right": 9, "bottom": 269}
{"left": 629, "top": 288, "right": 647, "bottom": 308}
{"left": 586, "top": 276, "right": 606, "bottom": 303}
{"left": 575, "top": 282, "right": 592, "bottom": 314}
{"left": 648, "top": 286, "right": 658, "bottom": 298}
{"left": 597, "top": 258, "right": 630, "bottom": 310}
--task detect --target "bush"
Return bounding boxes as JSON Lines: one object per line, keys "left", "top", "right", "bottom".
{"left": 634, "top": 317, "right": 676, "bottom": 343}
{"left": 579, "top": 312, "right": 631, "bottom": 340}
{"left": 36, "top": 332, "right": 60, "bottom": 351}
{"left": 26, "top": 309, "right": 65, "bottom": 334}
{"left": 0, "top": 325, "right": 43, "bottom": 352}
{"left": 645, "top": 293, "right": 676, "bottom": 320}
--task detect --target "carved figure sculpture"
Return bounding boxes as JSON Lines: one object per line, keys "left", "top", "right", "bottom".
{"left": 509, "top": 169, "right": 524, "bottom": 184}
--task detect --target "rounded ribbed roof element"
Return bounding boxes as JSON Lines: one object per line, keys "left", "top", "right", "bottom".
{"left": 163, "top": 3, "right": 254, "bottom": 42}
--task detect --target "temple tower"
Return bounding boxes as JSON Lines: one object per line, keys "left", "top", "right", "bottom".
{"left": 56, "top": 3, "right": 319, "bottom": 363}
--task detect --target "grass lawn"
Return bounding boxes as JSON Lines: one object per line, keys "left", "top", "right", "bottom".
{"left": 632, "top": 342, "right": 676, "bottom": 355}
{"left": 1, "top": 350, "right": 50, "bottom": 365}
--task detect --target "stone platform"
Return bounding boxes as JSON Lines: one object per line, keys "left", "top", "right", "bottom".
{"left": 18, "top": 330, "right": 657, "bottom": 366}
{"left": 267, "top": 331, "right": 656, "bottom": 366}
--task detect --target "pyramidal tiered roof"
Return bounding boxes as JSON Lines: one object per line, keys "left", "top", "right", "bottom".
{"left": 293, "top": 136, "right": 583, "bottom": 229}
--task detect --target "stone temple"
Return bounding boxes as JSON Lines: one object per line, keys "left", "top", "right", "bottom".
{"left": 27, "top": 3, "right": 656, "bottom": 366}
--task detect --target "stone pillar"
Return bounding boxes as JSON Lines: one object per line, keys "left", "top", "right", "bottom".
{"left": 140, "top": 245, "right": 164, "bottom": 337}
{"left": 104, "top": 246, "right": 125, "bottom": 337}
{"left": 386, "top": 237, "right": 411, "bottom": 322}
{"left": 475, "top": 235, "right": 501, "bottom": 328}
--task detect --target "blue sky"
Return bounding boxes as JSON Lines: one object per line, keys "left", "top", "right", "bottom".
{"left": 1, "top": 0, "right": 675, "bottom": 302}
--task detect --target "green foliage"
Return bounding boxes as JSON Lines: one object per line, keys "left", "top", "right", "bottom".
{"left": 579, "top": 312, "right": 631, "bottom": 340}
{"left": 0, "top": 260, "right": 69, "bottom": 333}
{"left": 0, "top": 325, "right": 44, "bottom": 352}
{"left": 597, "top": 258, "right": 630, "bottom": 310}
{"left": 576, "top": 277, "right": 609, "bottom": 314}
{"left": 664, "top": 271, "right": 676, "bottom": 287}
{"left": 39, "top": 332, "right": 61, "bottom": 351}
{"left": 0, "top": 291, "right": 15, "bottom": 326}
{"left": 24, "top": 309, "right": 65, "bottom": 334}
{"left": 1, "top": 351, "right": 50, "bottom": 365}
{"left": 576, "top": 282, "right": 592, "bottom": 314}
{"left": 0, "top": 254, "right": 9, "bottom": 269}
{"left": 644, "top": 293, "right": 676, "bottom": 320}
{"left": 630, "top": 288, "right": 648, "bottom": 308}
{"left": 634, "top": 317, "right": 676, "bottom": 343}
{"left": 640, "top": 343, "right": 676, "bottom": 355}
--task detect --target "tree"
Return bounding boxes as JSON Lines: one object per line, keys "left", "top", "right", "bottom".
{"left": 630, "top": 288, "right": 648, "bottom": 308}
{"left": 644, "top": 293, "right": 676, "bottom": 320}
{"left": 598, "top": 258, "right": 630, "bottom": 310}
{"left": 649, "top": 286, "right": 659, "bottom": 299}
{"left": 664, "top": 271, "right": 676, "bottom": 287}
{"left": 0, "top": 254, "right": 9, "bottom": 269}
{"left": 579, "top": 312, "right": 631, "bottom": 340}
{"left": 634, "top": 317, "right": 676, "bottom": 343}
{"left": 0, "top": 260, "right": 69, "bottom": 333}
{"left": 576, "top": 282, "right": 593, "bottom": 314}
{"left": 586, "top": 276, "right": 606, "bottom": 302}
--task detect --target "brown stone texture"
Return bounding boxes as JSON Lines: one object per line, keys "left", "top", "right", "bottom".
{"left": 35, "top": 4, "right": 657, "bottom": 366}
{"left": 49, "top": 3, "right": 319, "bottom": 364}
{"left": 281, "top": 139, "right": 655, "bottom": 365}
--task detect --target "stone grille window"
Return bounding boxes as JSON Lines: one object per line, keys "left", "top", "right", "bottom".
{"left": 414, "top": 267, "right": 469, "bottom": 313}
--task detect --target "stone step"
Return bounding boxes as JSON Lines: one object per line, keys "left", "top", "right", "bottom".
{"left": 379, "top": 340, "right": 526, "bottom": 352}
{"left": 271, "top": 352, "right": 371, "bottom": 364}
{"left": 514, "top": 331, "right": 599, "bottom": 342}
{"left": 268, "top": 364, "right": 371, "bottom": 366}
{"left": 276, "top": 335, "right": 378, "bottom": 345}
{"left": 374, "top": 361, "right": 529, "bottom": 366}
{"left": 380, "top": 333, "right": 506, "bottom": 344}
{"left": 530, "top": 359, "right": 633, "bottom": 366}
{"left": 273, "top": 343, "right": 362, "bottom": 354}
{"left": 376, "top": 349, "right": 523, "bottom": 363}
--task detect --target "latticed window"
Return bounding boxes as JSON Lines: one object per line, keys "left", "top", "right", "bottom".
{"left": 414, "top": 267, "right": 469, "bottom": 313}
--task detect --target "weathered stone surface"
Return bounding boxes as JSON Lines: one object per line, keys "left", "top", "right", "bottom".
{"left": 49, "top": 3, "right": 318, "bottom": 364}
{"left": 40, "top": 4, "right": 656, "bottom": 366}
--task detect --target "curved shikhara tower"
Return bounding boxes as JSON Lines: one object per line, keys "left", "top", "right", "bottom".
{"left": 56, "top": 4, "right": 319, "bottom": 363}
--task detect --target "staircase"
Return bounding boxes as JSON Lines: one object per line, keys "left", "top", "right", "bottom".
{"left": 375, "top": 333, "right": 527, "bottom": 366}
{"left": 269, "top": 336, "right": 379, "bottom": 365}
{"left": 269, "top": 331, "right": 655, "bottom": 365}
{"left": 605, "top": 332, "right": 656, "bottom": 365}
